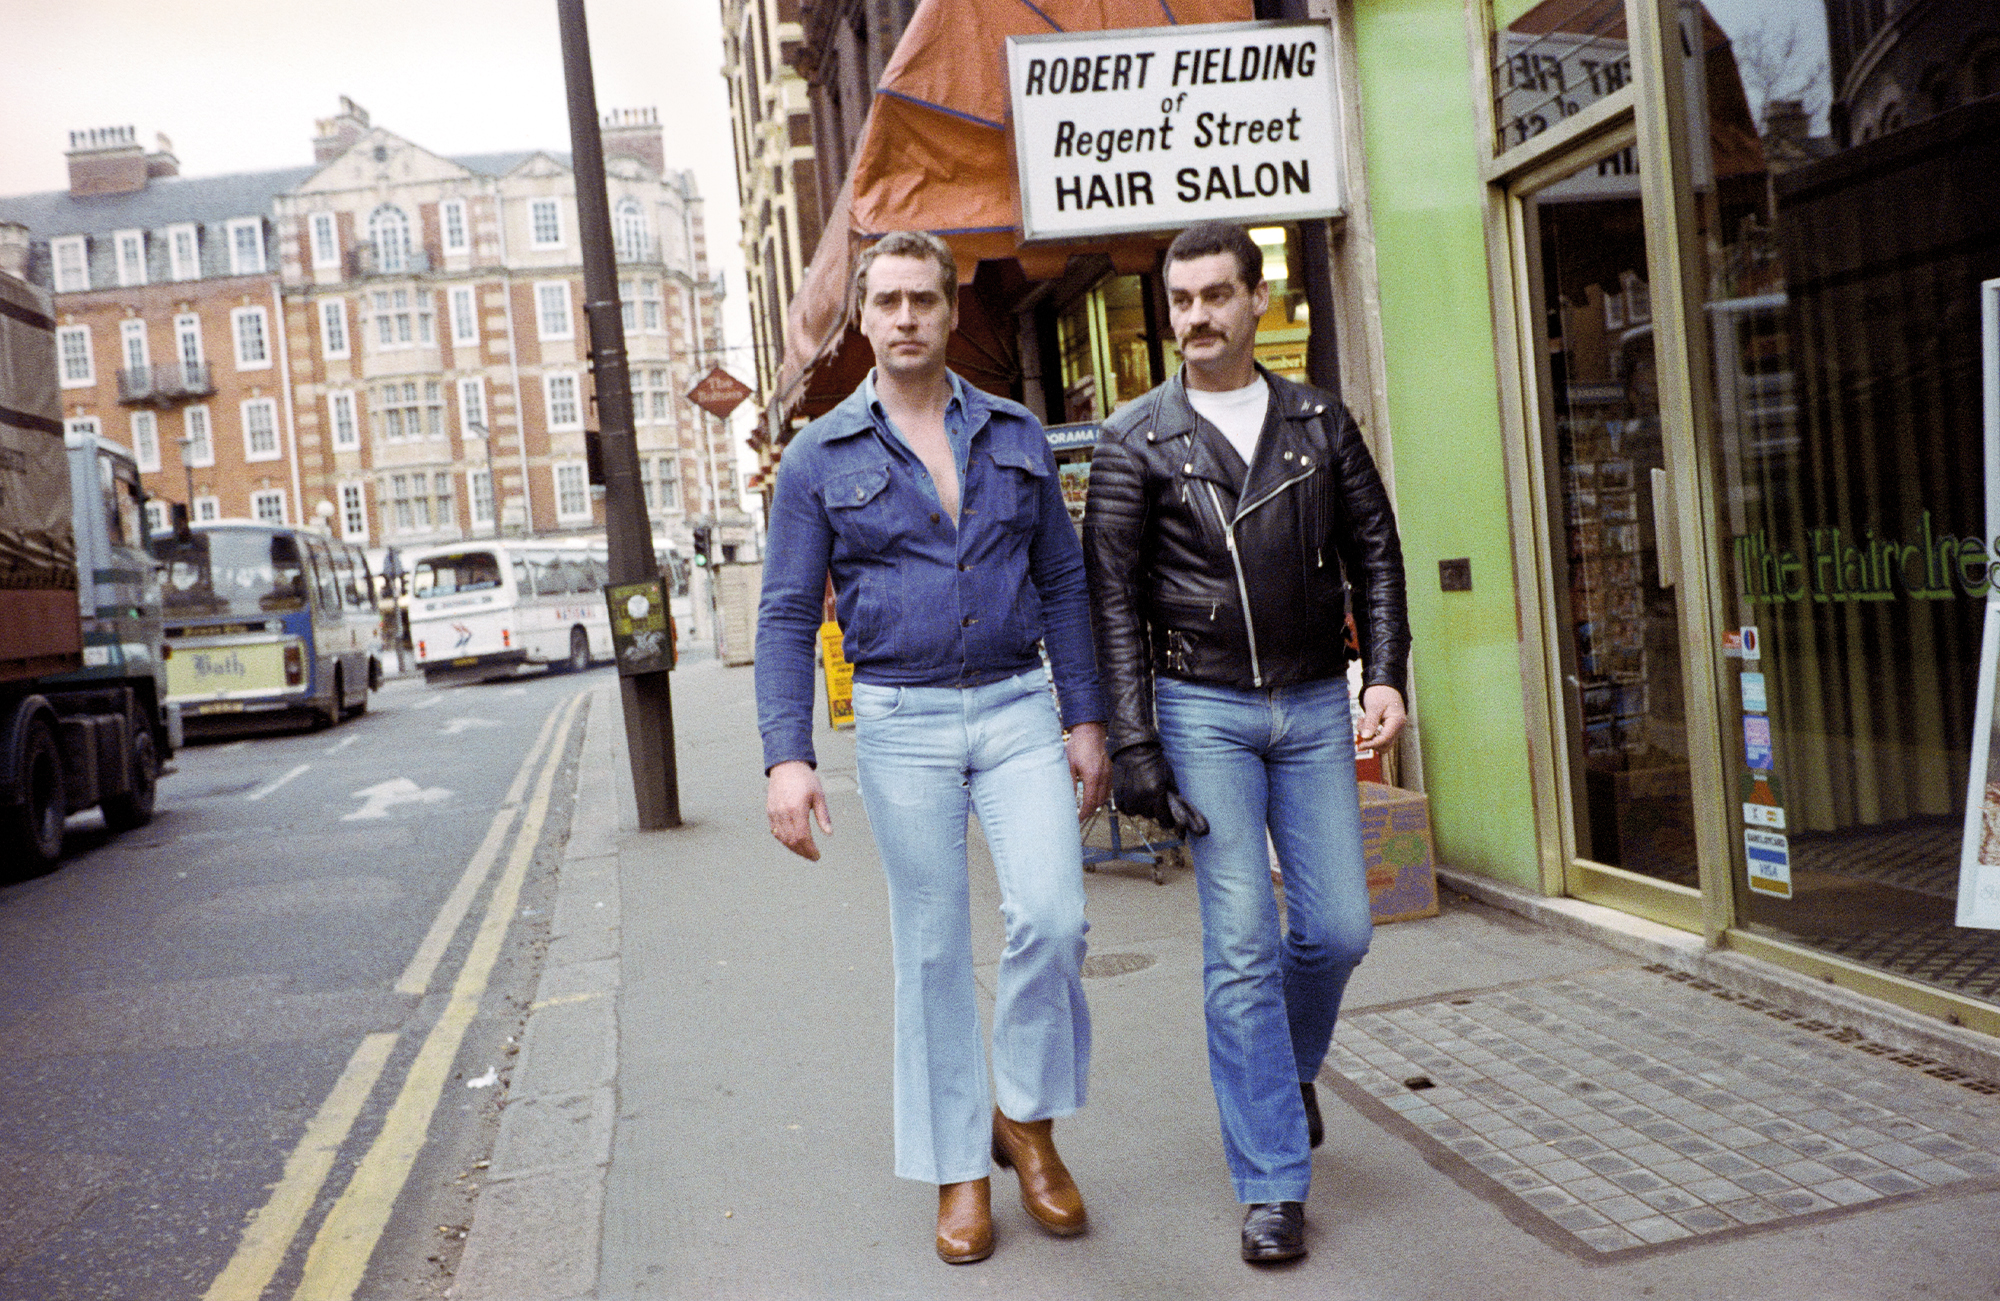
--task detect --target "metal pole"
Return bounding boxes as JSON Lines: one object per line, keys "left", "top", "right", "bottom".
{"left": 557, "top": 0, "right": 681, "bottom": 828}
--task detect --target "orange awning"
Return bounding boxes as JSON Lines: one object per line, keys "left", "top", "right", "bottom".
{"left": 769, "top": 0, "right": 1254, "bottom": 438}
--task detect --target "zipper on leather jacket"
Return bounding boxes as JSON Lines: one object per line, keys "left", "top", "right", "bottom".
{"left": 1205, "top": 480, "right": 1265, "bottom": 687}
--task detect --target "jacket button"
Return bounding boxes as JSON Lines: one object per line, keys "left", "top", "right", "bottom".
{"left": 1145, "top": 430, "right": 1155, "bottom": 440}
{"left": 1301, "top": 456, "right": 1312, "bottom": 466}
{"left": 930, "top": 512, "right": 940, "bottom": 523}
{"left": 1283, "top": 450, "right": 1294, "bottom": 460}
{"left": 961, "top": 616, "right": 975, "bottom": 627}
{"left": 1183, "top": 462, "right": 1193, "bottom": 473}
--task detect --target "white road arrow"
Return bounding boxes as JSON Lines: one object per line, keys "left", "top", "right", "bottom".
{"left": 439, "top": 717, "right": 502, "bottom": 736}
{"left": 344, "top": 777, "right": 454, "bottom": 821}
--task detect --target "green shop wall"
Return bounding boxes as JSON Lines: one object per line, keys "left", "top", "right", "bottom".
{"left": 1352, "top": 0, "right": 1541, "bottom": 889}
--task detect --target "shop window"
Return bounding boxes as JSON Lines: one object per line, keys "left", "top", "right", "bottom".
{"left": 1688, "top": 3, "right": 2000, "bottom": 984}
{"left": 1056, "top": 274, "right": 1156, "bottom": 423}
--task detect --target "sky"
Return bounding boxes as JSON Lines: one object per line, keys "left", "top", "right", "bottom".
{"left": 0, "top": 0, "right": 754, "bottom": 395}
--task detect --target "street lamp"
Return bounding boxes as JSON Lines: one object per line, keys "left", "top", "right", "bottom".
{"left": 465, "top": 420, "right": 496, "bottom": 537}
{"left": 175, "top": 434, "right": 198, "bottom": 520}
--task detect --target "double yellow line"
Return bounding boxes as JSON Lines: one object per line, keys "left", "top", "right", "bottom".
{"left": 203, "top": 688, "right": 591, "bottom": 1301}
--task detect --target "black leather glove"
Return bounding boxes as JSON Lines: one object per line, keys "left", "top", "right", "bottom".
{"left": 1111, "top": 743, "right": 1209, "bottom": 837}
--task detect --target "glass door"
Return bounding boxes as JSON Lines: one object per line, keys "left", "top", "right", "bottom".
{"left": 1519, "top": 139, "right": 1703, "bottom": 924}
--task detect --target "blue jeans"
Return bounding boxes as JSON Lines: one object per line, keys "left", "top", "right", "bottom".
{"left": 1154, "top": 675, "right": 1373, "bottom": 1204}
{"left": 852, "top": 667, "right": 1091, "bottom": 1185}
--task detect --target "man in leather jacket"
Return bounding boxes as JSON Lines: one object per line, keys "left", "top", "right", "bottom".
{"left": 1082, "top": 221, "right": 1410, "bottom": 1264}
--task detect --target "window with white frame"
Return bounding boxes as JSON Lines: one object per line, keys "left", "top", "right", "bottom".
{"left": 614, "top": 199, "right": 649, "bottom": 261}
{"left": 368, "top": 204, "right": 411, "bottom": 274}
{"left": 52, "top": 236, "right": 88, "bottom": 292}
{"left": 174, "top": 314, "right": 203, "bottom": 369}
{"left": 309, "top": 212, "right": 339, "bottom": 268}
{"left": 457, "top": 377, "right": 487, "bottom": 434}
{"left": 329, "top": 390, "right": 359, "bottom": 450}
{"left": 372, "top": 380, "right": 444, "bottom": 442}
{"left": 433, "top": 471, "right": 455, "bottom": 527}
{"left": 231, "top": 307, "right": 270, "bottom": 368}
{"left": 115, "top": 230, "right": 147, "bottom": 287}
{"left": 640, "top": 279, "right": 663, "bottom": 331}
{"left": 64, "top": 416, "right": 100, "bottom": 442}
{"left": 644, "top": 367, "right": 672, "bottom": 422}
{"left": 227, "top": 219, "right": 265, "bottom": 275}
{"left": 530, "top": 198, "right": 563, "bottom": 248}
{"left": 194, "top": 494, "right": 220, "bottom": 523}
{"left": 545, "top": 372, "right": 581, "bottom": 429}
{"left": 339, "top": 481, "right": 368, "bottom": 540}
{"left": 321, "top": 298, "right": 349, "bottom": 359}
{"left": 370, "top": 288, "right": 434, "bottom": 348}
{"left": 554, "top": 462, "right": 591, "bottom": 520}
{"left": 183, "top": 405, "right": 214, "bottom": 466}
{"left": 441, "top": 200, "right": 469, "bottom": 254}
{"left": 242, "top": 397, "right": 280, "bottom": 460}
{"left": 166, "top": 224, "right": 199, "bottom": 281}
{"left": 57, "top": 326, "right": 93, "bottom": 387}
{"left": 535, "top": 282, "right": 573, "bottom": 339}
{"left": 643, "top": 456, "right": 679, "bottom": 511}
{"left": 386, "top": 472, "right": 449, "bottom": 531}
{"left": 251, "top": 489, "right": 286, "bottom": 524}
{"left": 144, "top": 500, "right": 167, "bottom": 535}
{"left": 470, "top": 467, "right": 494, "bottom": 526}
{"left": 619, "top": 278, "right": 637, "bottom": 332}
{"left": 449, "top": 286, "right": 477, "bottom": 344}
{"left": 131, "top": 410, "right": 160, "bottom": 472}
{"left": 121, "top": 319, "right": 149, "bottom": 373}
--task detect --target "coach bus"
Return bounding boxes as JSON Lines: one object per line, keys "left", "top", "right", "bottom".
{"left": 402, "top": 537, "right": 612, "bottom": 684}
{"left": 153, "top": 521, "right": 384, "bottom": 731}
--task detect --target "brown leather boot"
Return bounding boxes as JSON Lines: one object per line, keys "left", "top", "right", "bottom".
{"left": 991, "top": 1108, "right": 1088, "bottom": 1236}
{"left": 936, "top": 1178, "right": 993, "bottom": 1264}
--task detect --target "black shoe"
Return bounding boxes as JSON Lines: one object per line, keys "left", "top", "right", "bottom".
{"left": 1241, "top": 1201, "right": 1307, "bottom": 1263}
{"left": 1302, "top": 1082, "right": 1324, "bottom": 1149}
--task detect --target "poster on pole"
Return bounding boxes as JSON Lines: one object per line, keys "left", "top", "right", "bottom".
{"left": 1957, "top": 276, "right": 2000, "bottom": 930}
{"left": 1007, "top": 20, "right": 1345, "bottom": 242}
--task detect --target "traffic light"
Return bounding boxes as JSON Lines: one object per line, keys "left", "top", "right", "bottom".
{"left": 691, "top": 525, "right": 712, "bottom": 567}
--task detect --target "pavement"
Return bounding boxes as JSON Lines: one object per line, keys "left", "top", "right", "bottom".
{"left": 447, "top": 656, "right": 2000, "bottom": 1301}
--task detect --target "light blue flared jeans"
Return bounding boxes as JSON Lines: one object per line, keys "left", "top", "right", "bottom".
{"left": 852, "top": 667, "right": 1091, "bottom": 1185}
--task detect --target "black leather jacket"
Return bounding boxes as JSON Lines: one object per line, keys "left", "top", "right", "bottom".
{"left": 1082, "top": 368, "right": 1409, "bottom": 756}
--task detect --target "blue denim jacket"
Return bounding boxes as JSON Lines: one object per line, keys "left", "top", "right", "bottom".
{"left": 756, "top": 372, "right": 1106, "bottom": 772}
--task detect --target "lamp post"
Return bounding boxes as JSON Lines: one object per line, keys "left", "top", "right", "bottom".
{"left": 466, "top": 420, "right": 497, "bottom": 537}
{"left": 175, "top": 434, "right": 197, "bottom": 519}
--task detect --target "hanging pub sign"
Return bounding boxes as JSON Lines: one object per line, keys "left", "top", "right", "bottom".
{"left": 1007, "top": 19, "right": 1346, "bottom": 242}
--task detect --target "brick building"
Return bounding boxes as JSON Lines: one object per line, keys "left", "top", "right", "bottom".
{"left": 0, "top": 101, "right": 736, "bottom": 561}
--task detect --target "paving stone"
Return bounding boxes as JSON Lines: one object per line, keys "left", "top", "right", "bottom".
{"left": 1814, "top": 1177, "right": 1880, "bottom": 1206}
{"left": 1673, "top": 1206, "right": 1736, "bottom": 1232}
{"left": 1574, "top": 1225, "right": 1643, "bottom": 1252}
{"left": 1626, "top": 1214, "right": 1696, "bottom": 1244}
{"left": 1637, "top": 1187, "right": 1704, "bottom": 1213}
{"left": 1716, "top": 1197, "right": 1786, "bottom": 1225}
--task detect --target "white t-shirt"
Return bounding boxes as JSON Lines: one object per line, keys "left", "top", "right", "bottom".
{"left": 1186, "top": 375, "right": 1270, "bottom": 470}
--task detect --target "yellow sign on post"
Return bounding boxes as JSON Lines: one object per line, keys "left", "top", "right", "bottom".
{"left": 819, "top": 620, "right": 854, "bottom": 729}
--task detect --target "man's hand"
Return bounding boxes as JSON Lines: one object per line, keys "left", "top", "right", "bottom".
{"left": 1111, "top": 742, "right": 1209, "bottom": 837}
{"left": 1357, "top": 685, "right": 1407, "bottom": 756}
{"left": 767, "top": 760, "right": 832, "bottom": 861}
{"left": 1066, "top": 722, "right": 1110, "bottom": 821}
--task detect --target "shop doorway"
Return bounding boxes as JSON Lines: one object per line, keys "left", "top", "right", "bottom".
{"left": 1517, "top": 140, "right": 1703, "bottom": 924}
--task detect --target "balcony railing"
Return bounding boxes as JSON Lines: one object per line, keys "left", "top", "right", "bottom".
{"left": 349, "top": 245, "right": 433, "bottom": 278}
{"left": 118, "top": 362, "right": 215, "bottom": 406}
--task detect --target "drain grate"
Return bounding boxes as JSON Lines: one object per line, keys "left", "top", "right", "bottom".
{"left": 1080, "top": 952, "right": 1155, "bottom": 979}
{"left": 1325, "top": 967, "right": 2000, "bottom": 1259}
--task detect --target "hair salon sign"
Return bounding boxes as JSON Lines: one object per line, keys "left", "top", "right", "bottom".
{"left": 1007, "top": 20, "right": 1347, "bottom": 242}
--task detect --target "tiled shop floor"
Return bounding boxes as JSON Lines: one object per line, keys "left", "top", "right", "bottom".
{"left": 1324, "top": 965, "right": 2000, "bottom": 1260}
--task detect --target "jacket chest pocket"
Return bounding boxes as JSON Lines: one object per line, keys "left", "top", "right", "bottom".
{"left": 983, "top": 444, "right": 1050, "bottom": 533}
{"left": 825, "top": 465, "right": 898, "bottom": 553}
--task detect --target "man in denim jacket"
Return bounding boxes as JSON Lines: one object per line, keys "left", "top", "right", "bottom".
{"left": 756, "top": 231, "right": 1110, "bottom": 1265}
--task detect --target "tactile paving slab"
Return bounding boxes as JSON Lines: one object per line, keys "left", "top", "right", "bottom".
{"left": 1323, "top": 966, "right": 2000, "bottom": 1259}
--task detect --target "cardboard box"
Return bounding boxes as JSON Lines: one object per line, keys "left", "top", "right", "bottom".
{"left": 1358, "top": 781, "right": 1440, "bottom": 924}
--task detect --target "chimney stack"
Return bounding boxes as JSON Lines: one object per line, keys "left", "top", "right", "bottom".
{"left": 66, "top": 125, "right": 148, "bottom": 197}
{"left": 313, "top": 96, "right": 372, "bottom": 165}
{"left": 602, "top": 106, "right": 664, "bottom": 177}
{"left": 147, "top": 131, "right": 179, "bottom": 179}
